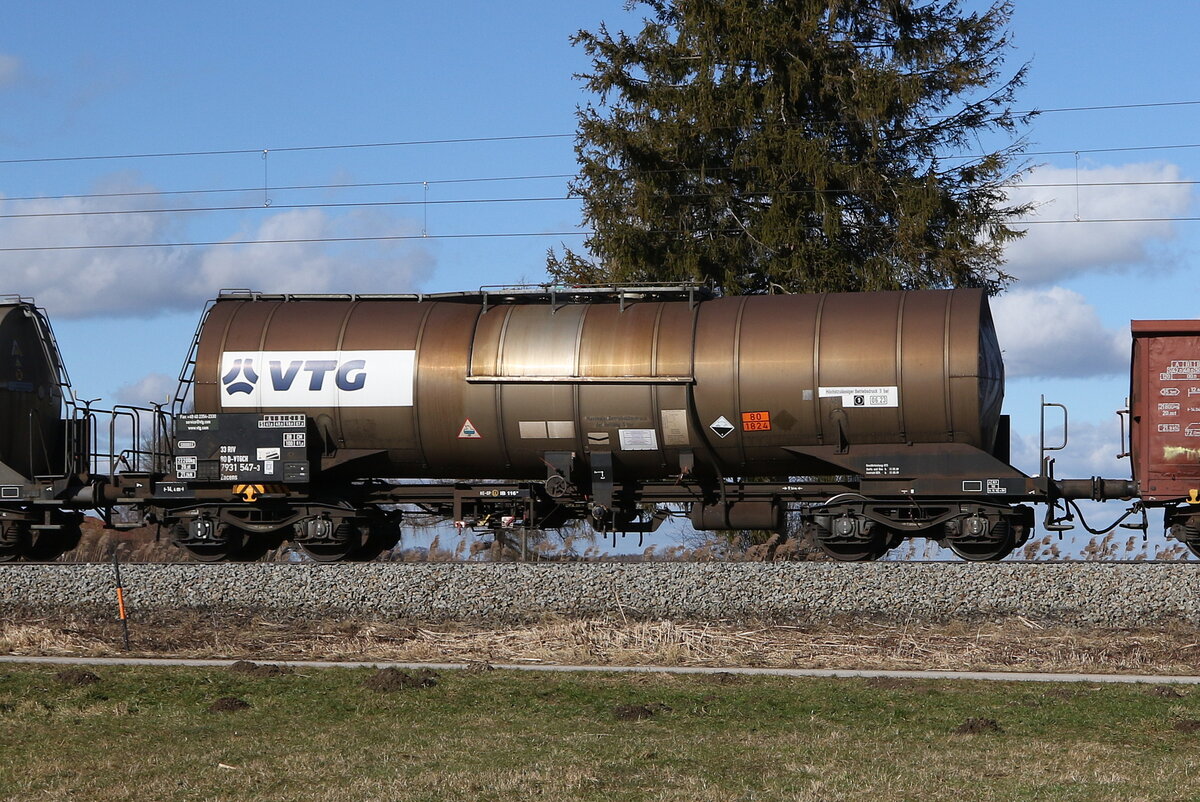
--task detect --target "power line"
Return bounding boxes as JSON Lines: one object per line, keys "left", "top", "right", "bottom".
{"left": 0, "top": 231, "right": 590, "bottom": 253}
{"left": 3, "top": 145, "right": 1198, "bottom": 212}
{"left": 1018, "top": 216, "right": 1200, "bottom": 225}
{"left": 940, "top": 141, "right": 1200, "bottom": 163}
{"left": 0, "top": 133, "right": 575, "bottom": 166}
{"left": 3, "top": 214, "right": 1200, "bottom": 255}
{"left": 2, "top": 98, "right": 1199, "bottom": 167}
{"left": 0, "top": 135, "right": 577, "bottom": 166}
{"left": 0, "top": 173, "right": 575, "bottom": 204}
{"left": 0, "top": 108, "right": 1197, "bottom": 226}
{"left": 1018, "top": 142, "right": 1200, "bottom": 158}
{"left": 0, "top": 177, "right": 1191, "bottom": 224}
{"left": 0, "top": 196, "right": 573, "bottom": 221}
{"left": 1030, "top": 99, "right": 1200, "bottom": 115}
{"left": 1016, "top": 180, "right": 1199, "bottom": 188}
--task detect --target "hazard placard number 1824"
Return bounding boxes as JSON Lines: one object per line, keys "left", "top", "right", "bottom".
{"left": 741, "top": 411, "right": 771, "bottom": 431}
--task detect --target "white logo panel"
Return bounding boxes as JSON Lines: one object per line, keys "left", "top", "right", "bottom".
{"left": 220, "top": 350, "right": 415, "bottom": 408}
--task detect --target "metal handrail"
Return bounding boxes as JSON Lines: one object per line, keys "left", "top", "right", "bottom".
{"left": 1039, "top": 395, "right": 1069, "bottom": 478}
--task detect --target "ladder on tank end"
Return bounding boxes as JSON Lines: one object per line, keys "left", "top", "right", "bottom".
{"left": 170, "top": 294, "right": 224, "bottom": 417}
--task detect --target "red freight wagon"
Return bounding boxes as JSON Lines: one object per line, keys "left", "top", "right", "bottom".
{"left": 1131, "top": 320, "right": 1200, "bottom": 504}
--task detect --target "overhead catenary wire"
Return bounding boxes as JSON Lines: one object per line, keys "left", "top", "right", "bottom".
{"left": 5, "top": 133, "right": 1200, "bottom": 171}
{"left": 0, "top": 173, "right": 577, "bottom": 205}
{"left": 0, "top": 216, "right": 1197, "bottom": 254}
{"left": 0, "top": 98, "right": 1195, "bottom": 210}
{"left": 0, "top": 196, "right": 574, "bottom": 221}
{"left": 1, "top": 154, "right": 1197, "bottom": 212}
{"left": 0, "top": 133, "right": 576, "bottom": 165}
{"left": 0, "top": 231, "right": 592, "bottom": 253}
{"left": 0, "top": 97, "right": 1197, "bottom": 249}
{"left": 0, "top": 178, "right": 1190, "bottom": 224}
{"left": 1, "top": 97, "right": 1198, "bottom": 167}
{"left": 980, "top": 141, "right": 1200, "bottom": 159}
{"left": 1018, "top": 216, "right": 1200, "bottom": 225}
{"left": 1029, "top": 99, "right": 1200, "bottom": 115}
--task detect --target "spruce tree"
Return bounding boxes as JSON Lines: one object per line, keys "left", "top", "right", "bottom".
{"left": 549, "top": 0, "right": 1032, "bottom": 295}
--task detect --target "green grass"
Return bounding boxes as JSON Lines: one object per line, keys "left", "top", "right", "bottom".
{"left": 2, "top": 664, "right": 1199, "bottom": 801}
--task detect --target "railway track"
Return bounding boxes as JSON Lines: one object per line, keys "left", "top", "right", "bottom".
{"left": 5, "top": 558, "right": 1197, "bottom": 566}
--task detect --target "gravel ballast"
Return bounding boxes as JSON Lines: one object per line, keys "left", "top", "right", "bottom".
{"left": 2, "top": 562, "right": 1198, "bottom": 626}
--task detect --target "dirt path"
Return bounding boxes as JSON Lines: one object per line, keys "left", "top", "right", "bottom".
{"left": 8, "top": 652, "right": 1200, "bottom": 686}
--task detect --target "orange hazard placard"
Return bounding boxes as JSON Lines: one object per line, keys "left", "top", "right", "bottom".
{"left": 741, "top": 411, "right": 771, "bottom": 431}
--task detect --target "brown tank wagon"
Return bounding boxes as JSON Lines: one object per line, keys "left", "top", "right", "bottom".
{"left": 193, "top": 287, "right": 1005, "bottom": 480}
{"left": 0, "top": 285, "right": 1154, "bottom": 564}
{"left": 149, "top": 285, "right": 1045, "bottom": 562}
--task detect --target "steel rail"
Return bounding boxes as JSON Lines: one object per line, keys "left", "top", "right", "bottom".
{"left": 2, "top": 558, "right": 1196, "bottom": 566}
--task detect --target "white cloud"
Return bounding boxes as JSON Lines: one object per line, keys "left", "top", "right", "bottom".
{"left": 992, "top": 286, "right": 1126, "bottom": 378}
{"left": 1004, "top": 162, "right": 1193, "bottom": 283}
{"left": 0, "top": 175, "right": 436, "bottom": 318}
{"left": 1009, "top": 417, "right": 1127, "bottom": 483}
{"left": 0, "top": 54, "right": 19, "bottom": 89}
{"left": 114, "top": 372, "right": 177, "bottom": 406}
{"left": 188, "top": 208, "right": 434, "bottom": 298}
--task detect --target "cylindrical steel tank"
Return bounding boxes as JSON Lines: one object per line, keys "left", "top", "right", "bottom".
{"left": 192, "top": 289, "right": 1003, "bottom": 480}
{"left": 0, "top": 302, "right": 66, "bottom": 480}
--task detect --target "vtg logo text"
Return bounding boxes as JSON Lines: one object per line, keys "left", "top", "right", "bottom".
{"left": 219, "top": 350, "right": 415, "bottom": 408}
{"left": 223, "top": 358, "right": 368, "bottom": 395}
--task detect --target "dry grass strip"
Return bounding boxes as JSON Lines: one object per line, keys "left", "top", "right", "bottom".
{"left": 4, "top": 610, "right": 1200, "bottom": 676}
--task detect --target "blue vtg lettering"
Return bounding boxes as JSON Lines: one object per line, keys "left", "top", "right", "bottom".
{"left": 268, "top": 359, "right": 367, "bottom": 392}
{"left": 220, "top": 350, "right": 415, "bottom": 408}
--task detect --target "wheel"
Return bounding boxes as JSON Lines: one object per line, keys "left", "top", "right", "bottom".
{"left": 346, "top": 542, "right": 386, "bottom": 562}
{"left": 23, "top": 514, "right": 83, "bottom": 562}
{"left": 880, "top": 527, "right": 905, "bottom": 554}
{"left": 297, "top": 521, "right": 362, "bottom": 563}
{"left": 296, "top": 517, "right": 401, "bottom": 563}
{"left": 0, "top": 521, "right": 27, "bottom": 562}
{"left": 1173, "top": 522, "right": 1200, "bottom": 558}
{"left": 172, "top": 522, "right": 258, "bottom": 563}
{"left": 810, "top": 522, "right": 887, "bottom": 562}
{"left": 23, "top": 523, "right": 83, "bottom": 561}
{"left": 298, "top": 541, "right": 353, "bottom": 562}
{"left": 948, "top": 520, "right": 1015, "bottom": 562}
{"left": 350, "top": 520, "right": 403, "bottom": 562}
{"left": 292, "top": 510, "right": 402, "bottom": 564}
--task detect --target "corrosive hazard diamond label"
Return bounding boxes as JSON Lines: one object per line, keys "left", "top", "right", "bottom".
{"left": 458, "top": 419, "right": 481, "bottom": 439}
{"left": 709, "top": 415, "right": 735, "bottom": 439}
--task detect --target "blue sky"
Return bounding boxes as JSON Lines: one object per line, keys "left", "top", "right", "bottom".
{"left": 3, "top": 1, "right": 1200, "bottom": 547}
